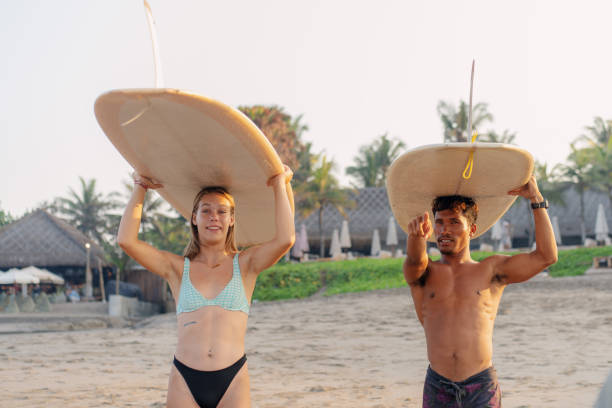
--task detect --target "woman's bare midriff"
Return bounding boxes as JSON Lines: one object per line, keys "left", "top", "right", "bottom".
{"left": 175, "top": 306, "right": 249, "bottom": 371}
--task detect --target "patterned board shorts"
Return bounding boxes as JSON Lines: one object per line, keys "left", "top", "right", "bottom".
{"left": 423, "top": 365, "right": 502, "bottom": 408}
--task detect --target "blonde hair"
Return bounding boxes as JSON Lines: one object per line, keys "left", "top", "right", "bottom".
{"left": 183, "top": 186, "right": 238, "bottom": 259}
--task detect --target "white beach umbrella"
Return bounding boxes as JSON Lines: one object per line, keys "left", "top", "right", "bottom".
{"left": 491, "top": 220, "right": 503, "bottom": 241}
{"left": 299, "top": 224, "right": 309, "bottom": 253}
{"left": 20, "top": 266, "right": 65, "bottom": 285}
{"left": 595, "top": 203, "right": 610, "bottom": 241}
{"left": 0, "top": 270, "right": 40, "bottom": 284}
{"left": 386, "top": 216, "right": 398, "bottom": 246}
{"left": 551, "top": 216, "right": 562, "bottom": 245}
{"left": 329, "top": 228, "right": 342, "bottom": 258}
{"left": 371, "top": 229, "right": 382, "bottom": 257}
{"left": 291, "top": 224, "right": 305, "bottom": 258}
{"left": 340, "top": 220, "right": 351, "bottom": 249}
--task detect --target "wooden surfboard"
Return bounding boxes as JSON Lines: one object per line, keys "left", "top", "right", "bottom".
{"left": 386, "top": 143, "right": 534, "bottom": 241}
{"left": 94, "top": 88, "right": 290, "bottom": 247}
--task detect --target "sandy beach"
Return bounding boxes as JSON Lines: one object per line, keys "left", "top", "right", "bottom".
{"left": 1, "top": 273, "right": 611, "bottom": 407}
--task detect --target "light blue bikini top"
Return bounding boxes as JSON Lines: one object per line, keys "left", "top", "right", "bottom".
{"left": 176, "top": 253, "right": 250, "bottom": 315}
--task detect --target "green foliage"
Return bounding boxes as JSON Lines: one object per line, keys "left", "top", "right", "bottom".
{"left": 55, "top": 177, "right": 116, "bottom": 245}
{"left": 148, "top": 212, "right": 190, "bottom": 255}
{"left": 346, "top": 133, "right": 406, "bottom": 188}
{"left": 534, "top": 161, "right": 565, "bottom": 206}
{"left": 547, "top": 246, "right": 612, "bottom": 277}
{"left": 436, "top": 100, "right": 493, "bottom": 142}
{"left": 239, "top": 105, "right": 315, "bottom": 196}
{"left": 479, "top": 129, "right": 517, "bottom": 144}
{"left": 576, "top": 116, "right": 612, "bottom": 204}
{"left": 0, "top": 202, "right": 14, "bottom": 227}
{"left": 253, "top": 262, "right": 323, "bottom": 301}
{"left": 238, "top": 105, "right": 303, "bottom": 173}
{"left": 323, "top": 258, "right": 405, "bottom": 294}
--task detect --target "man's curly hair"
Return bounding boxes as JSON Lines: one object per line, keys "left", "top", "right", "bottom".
{"left": 432, "top": 195, "right": 478, "bottom": 226}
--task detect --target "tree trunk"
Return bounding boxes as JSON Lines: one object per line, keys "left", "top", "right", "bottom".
{"left": 319, "top": 208, "right": 325, "bottom": 257}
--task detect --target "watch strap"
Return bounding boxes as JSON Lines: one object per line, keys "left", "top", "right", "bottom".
{"left": 531, "top": 199, "right": 549, "bottom": 209}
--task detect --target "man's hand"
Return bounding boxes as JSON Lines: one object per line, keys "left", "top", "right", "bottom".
{"left": 408, "top": 212, "right": 433, "bottom": 241}
{"left": 508, "top": 175, "right": 543, "bottom": 203}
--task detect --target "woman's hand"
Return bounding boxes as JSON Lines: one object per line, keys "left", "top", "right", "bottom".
{"left": 132, "top": 172, "right": 163, "bottom": 190}
{"left": 266, "top": 165, "right": 293, "bottom": 187}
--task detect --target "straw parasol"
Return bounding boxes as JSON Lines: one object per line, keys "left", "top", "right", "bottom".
{"left": 340, "top": 220, "right": 352, "bottom": 250}
{"left": 491, "top": 220, "right": 503, "bottom": 241}
{"left": 595, "top": 203, "right": 610, "bottom": 242}
{"left": 371, "top": 229, "right": 381, "bottom": 257}
{"left": 299, "top": 224, "right": 310, "bottom": 254}
{"left": 385, "top": 216, "right": 398, "bottom": 247}
{"left": 291, "top": 224, "right": 310, "bottom": 259}
{"left": 0, "top": 269, "right": 40, "bottom": 284}
{"left": 551, "top": 216, "right": 562, "bottom": 245}
{"left": 19, "top": 266, "right": 65, "bottom": 285}
{"left": 330, "top": 229, "right": 342, "bottom": 258}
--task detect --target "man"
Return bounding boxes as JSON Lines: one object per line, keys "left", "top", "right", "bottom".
{"left": 404, "top": 175, "right": 557, "bottom": 407}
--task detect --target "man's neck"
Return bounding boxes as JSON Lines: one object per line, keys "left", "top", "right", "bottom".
{"left": 439, "top": 246, "right": 474, "bottom": 266}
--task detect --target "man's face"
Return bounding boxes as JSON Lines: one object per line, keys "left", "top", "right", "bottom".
{"left": 433, "top": 209, "right": 476, "bottom": 255}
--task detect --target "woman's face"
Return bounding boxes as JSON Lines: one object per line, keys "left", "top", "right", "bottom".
{"left": 192, "top": 193, "right": 234, "bottom": 244}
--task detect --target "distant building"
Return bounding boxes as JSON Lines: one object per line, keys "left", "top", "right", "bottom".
{"left": 0, "top": 209, "right": 109, "bottom": 285}
{"left": 297, "top": 187, "right": 612, "bottom": 254}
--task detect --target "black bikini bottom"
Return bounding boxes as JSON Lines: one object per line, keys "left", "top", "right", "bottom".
{"left": 173, "top": 354, "right": 247, "bottom": 408}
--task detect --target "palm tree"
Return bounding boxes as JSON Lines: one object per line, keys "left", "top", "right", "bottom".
{"left": 120, "top": 180, "right": 166, "bottom": 242}
{"left": 238, "top": 105, "right": 300, "bottom": 170}
{"left": 579, "top": 117, "right": 612, "bottom": 204}
{"left": 149, "top": 211, "right": 191, "bottom": 254}
{"left": 293, "top": 141, "right": 318, "bottom": 188}
{"left": 56, "top": 177, "right": 115, "bottom": 244}
{"left": 0, "top": 202, "right": 14, "bottom": 227}
{"left": 479, "top": 129, "right": 517, "bottom": 144}
{"left": 582, "top": 117, "right": 612, "bottom": 149}
{"left": 437, "top": 100, "right": 493, "bottom": 142}
{"left": 346, "top": 145, "right": 378, "bottom": 188}
{"left": 346, "top": 133, "right": 406, "bottom": 187}
{"left": 296, "top": 155, "right": 355, "bottom": 257}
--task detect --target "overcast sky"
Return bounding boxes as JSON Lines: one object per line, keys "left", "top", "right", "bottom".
{"left": 2, "top": 0, "right": 611, "bottom": 217}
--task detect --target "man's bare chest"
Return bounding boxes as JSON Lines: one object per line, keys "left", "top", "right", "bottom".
{"left": 420, "top": 267, "right": 503, "bottom": 308}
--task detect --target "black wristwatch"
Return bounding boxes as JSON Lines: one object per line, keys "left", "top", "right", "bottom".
{"left": 531, "top": 199, "right": 549, "bottom": 209}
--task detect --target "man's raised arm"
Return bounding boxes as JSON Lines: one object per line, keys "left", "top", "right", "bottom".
{"left": 403, "top": 212, "right": 432, "bottom": 285}
{"left": 495, "top": 175, "right": 558, "bottom": 284}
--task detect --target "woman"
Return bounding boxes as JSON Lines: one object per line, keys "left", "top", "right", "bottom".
{"left": 117, "top": 166, "right": 295, "bottom": 408}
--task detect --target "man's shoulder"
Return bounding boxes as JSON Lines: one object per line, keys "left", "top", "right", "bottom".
{"left": 478, "top": 253, "right": 511, "bottom": 265}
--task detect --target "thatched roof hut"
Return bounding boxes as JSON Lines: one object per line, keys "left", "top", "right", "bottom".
{"left": 0, "top": 209, "right": 108, "bottom": 283}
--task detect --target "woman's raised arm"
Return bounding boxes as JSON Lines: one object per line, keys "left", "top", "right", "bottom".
{"left": 117, "top": 175, "right": 181, "bottom": 281}
{"left": 242, "top": 165, "right": 296, "bottom": 275}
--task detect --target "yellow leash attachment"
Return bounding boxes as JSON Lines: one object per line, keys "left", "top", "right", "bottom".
{"left": 462, "top": 131, "right": 479, "bottom": 179}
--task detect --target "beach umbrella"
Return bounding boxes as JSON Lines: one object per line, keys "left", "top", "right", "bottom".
{"left": 0, "top": 270, "right": 40, "bottom": 285}
{"left": 491, "top": 220, "right": 503, "bottom": 241}
{"left": 551, "top": 216, "right": 562, "bottom": 245}
{"left": 340, "top": 220, "right": 352, "bottom": 249}
{"left": 20, "top": 266, "right": 65, "bottom": 285}
{"left": 291, "top": 225, "right": 305, "bottom": 258}
{"left": 330, "top": 229, "right": 342, "bottom": 258}
{"left": 595, "top": 203, "right": 610, "bottom": 242}
{"left": 299, "top": 224, "right": 309, "bottom": 253}
{"left": 371, "top": 229, "right": 381, "bottom": 257}
{"left": 386, "top": 216, "right": 398, "bottom": 246}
